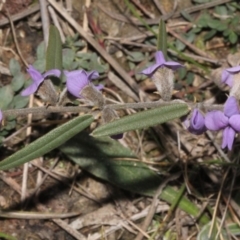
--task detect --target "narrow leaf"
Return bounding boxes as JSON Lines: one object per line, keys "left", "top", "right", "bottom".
{"left": 180, "top": 11, "right": 194, "bottom": 22}
{"left": 46, "top": 25, "right": 62, "bottom": 71}
{"left": 61, "top": 133, "right": 209, "bottom": 225}
{"left": 0, "top": 115, "right": 93, "bottom": 170}
{"left": 157, "top": 19, "right": 167, "bottom": 58}
{"left": 92, "top": 103, "right": 189, "bottom": 137}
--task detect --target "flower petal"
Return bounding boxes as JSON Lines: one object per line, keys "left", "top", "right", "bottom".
{"left": 94, "top": 84, "right": 104, "bottom": 91}
{"left": 27, "top": 65, "right": 43, "bottom": 84}
{"left": 64, "top": 70, "right": 89, "bottom": 98}
{"left": 222, "top": 69, "right": 233, "bottom": 87}
{"left": 43, "top": 69, "right": 61, "bottom": 78}
{"left": 21, "top": 82, "right": 40, "bottom": 96}
{"left": 155, "top": 51, "right": 166, "bottom": 65}
{"left": 224, "top": 96, "right": 239, "bottom": 117}
{"left": 229, "top": 114, "right": 240, "bottom": 132}
{"left": 205, "top": 111, "right": 228, "bottom": 130}
{"left": 0, "top": 110, "right": 2, "bottom": 122}
{"left": 188, "top": 109, "right": 206, "bottom": 135}
{"left": 226, "top": 66, "right": 240, "bottom": 73}
{"left": 86, "top": 70, "right": 99, "bottom": 80}
{"left": 164, "top": 61, "right": 183, "bottom": 70}
{"left": 141, "top": 63, "right": 161, "bottom": 76}
{"left": 221, "top": 126, "right": 235, "bottom": 150}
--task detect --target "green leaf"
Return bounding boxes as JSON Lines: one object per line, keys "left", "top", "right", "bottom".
{"left": 204, "top": 29, "right": 217, "bottom": 41}
{"left": 216, "top": 22, "right": 228, "bottom": 32}
{"left": 46, "top": 25, "right": 62, "bottom": 71}
{"left": 36, "top": 41, "right": 46, "bottom": 60}
{"left": 208, "top": 19, "right": 221, "bottom": 29}
{"left": 92, "top": 103, "right": 189, "bottom": 137}
{"left": 180, "top": 11, "right": 193, "bottom": 22}
{"left": 223, "top": 28, "right": 231, "bottom": 36}
{"left": 127, "top": 51, "right": 146, "bottom": 62}
{"left": 157, "top": 19, "right": 167, "bottom": 58}
{"left": 12, "top": 95, "right": 29, "bottom": 109}
{"left": 228, "top": 223, "right": 240, "bottom": 235}
{"left": 197, "top": 13, "right": 211, "bottom": 28}
{"left": 0, "top": 115, "right": 93, "bottom": 170}
{"left": 229, "top": 31, "right": 238, "bottom": 44}
{"left": 62, "top": 48, "right": 75, "bottom": 70}
{"left": 9, "top": 59, "right": 21, "bottom": 76}
{"left": 61, "top": 133, "right": 209, "bottom": 225}
{"left": 60, "top": 133, "right": 162, "bottom": 195}
{"left": 214, "top": 6, "right": 228, "bottom": 16}
{"left": 11, "top": 73, "right": 25, "bottom": 92}
{"left": 0, "top": 232, "right": 17, "bottom": 240}
{"left": 33, "top": 59, "right": 46, "bottom": 73}
{"left": 4, "top": 119, "right": 16, "bottom": 131}
{"left": 88, "top": 53, "right": 108, "bottom": 73}
{"left": 0, "top": 85, "right": 14, "bottom": 110}
{"left": 197, "top": 221, "right": 228, "bottom": 240}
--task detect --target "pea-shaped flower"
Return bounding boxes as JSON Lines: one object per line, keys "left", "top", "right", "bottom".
{"left": 64, "top": 69, "right": 104, "bottom": 107}
{"left": 21, "top": 65, "right": 61, "bottom": 96}
{"left": 187, "top": 109, "right": 206, "bottom": 135}
{"left": 141, "top": 51, "right": 183, "bottom": 101}
{"left": 205, "top": 96, "right": 240, "bottom": 150}
{"left": 222, "top": 66, "right": 240, "bottom": 87}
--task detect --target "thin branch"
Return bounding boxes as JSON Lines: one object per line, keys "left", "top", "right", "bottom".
{"left": 0, "top": 4, "right": 41, "bottom": 27}
{"left": 1, "top": 101, "right": 224, "bottom": 119}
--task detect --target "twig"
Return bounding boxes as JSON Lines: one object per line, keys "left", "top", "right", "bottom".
{"left": 82, "top": 0, "right": 91, "bottom": 53}
{"left": 0, "top": 4, "right": 41, "bottom": 27}
{"left": 208, "top": 168, "right": 230, "bottom": 238}
{"left": 1, "top": 101, "right": 224, "bottom": 119}
{"left": 205, "top": 131, "right": 230, "bottom": 163}
{"left": 53, "top": 218, "right": 87, "bottom": 239}
{"left": 135, "top": 173, "right": 181, "bottom": 240}
{"left": 4, "top": 9, "right": 28, "bottom": 67}
{"left": 132, "top": 0, "right": 155, "bottom": 19}
{"left": 89, "top": 204, "right": 169, "bottom": 240}
{"left": 39, "top": 0, "right": 50, "bottom": 47}
{"left": 152, "top": 0, "right": 166, "bottom": 15}
{"left": 216, "top": 166, "right": 237, "bottom": 239}
{"left": 0, "top": 210, "right": 82, "bottom": 219}
{"left": 167, "top": 28, "right": 213, "bottom": 59}
{"left": 98, "top": 0, "right": 233, "bottom": 25}
{"left": 48, "top": 6, "right": 65, "bottom": 42}
{"left": 47, "top": 0, "right": 140, "bottom": 101}
{"left": 32, "top": 162, "right": 102, "bottom": 204}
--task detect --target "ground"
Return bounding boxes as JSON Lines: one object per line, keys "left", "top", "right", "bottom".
{"left": 0, "top": 0, "right": 239, "bottom": 240}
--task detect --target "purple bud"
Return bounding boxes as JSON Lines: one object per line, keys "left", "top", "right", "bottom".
{"left": 188, "top": 109, "right": 206, "bottom": 135}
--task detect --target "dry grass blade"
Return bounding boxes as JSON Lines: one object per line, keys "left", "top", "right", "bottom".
{"left": 47, "top": 0, "right": 141, "bottom": 101}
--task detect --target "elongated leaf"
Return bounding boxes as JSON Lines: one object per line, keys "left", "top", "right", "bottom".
{"left": 0, "top": 85, "right": 14, "bottom": 110}
{"left": 46, "top": 25, "right": 62, "bottom": 71}
{"left": 61, "top": 133, "right": 209, "bottom": 225}
{"left": 0, "top": 115, "right": 93, "bottom": 170}
{"left": 197, "top": 221, "right": 228, "bottom": 240}
{"left": 93, "top": 103, "right": 189, "bottom": 137}
{"left": 157, "top": 19, "right": 167, "bottom": 58}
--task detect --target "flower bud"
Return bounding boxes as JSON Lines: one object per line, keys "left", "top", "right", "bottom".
{"left": 81, "top": 84, "right": 105, "bottom": 108}
{"left": 151, "top": 67, "right": 174, "bottom": 101}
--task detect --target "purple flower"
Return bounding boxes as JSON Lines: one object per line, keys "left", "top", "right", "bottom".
{"left": 21, "top": 65, "right": 61, "bottom": 96}
{"left": 205, "top": 96, "right": 240, "bottom": 150}
{"left": 222, "top": 66, "right": 240, "bottom": 87}
{"left": 64, "top": 69, "right": 103, "bottom": 98}
{"left": 187, "top": 109, "right": 206, "bottom": 135}
{"left": 0, "top": 110, "right": 2, "bottom": 122}
{"left": 141, "top": 51, "right": 183, "bottom": 76}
